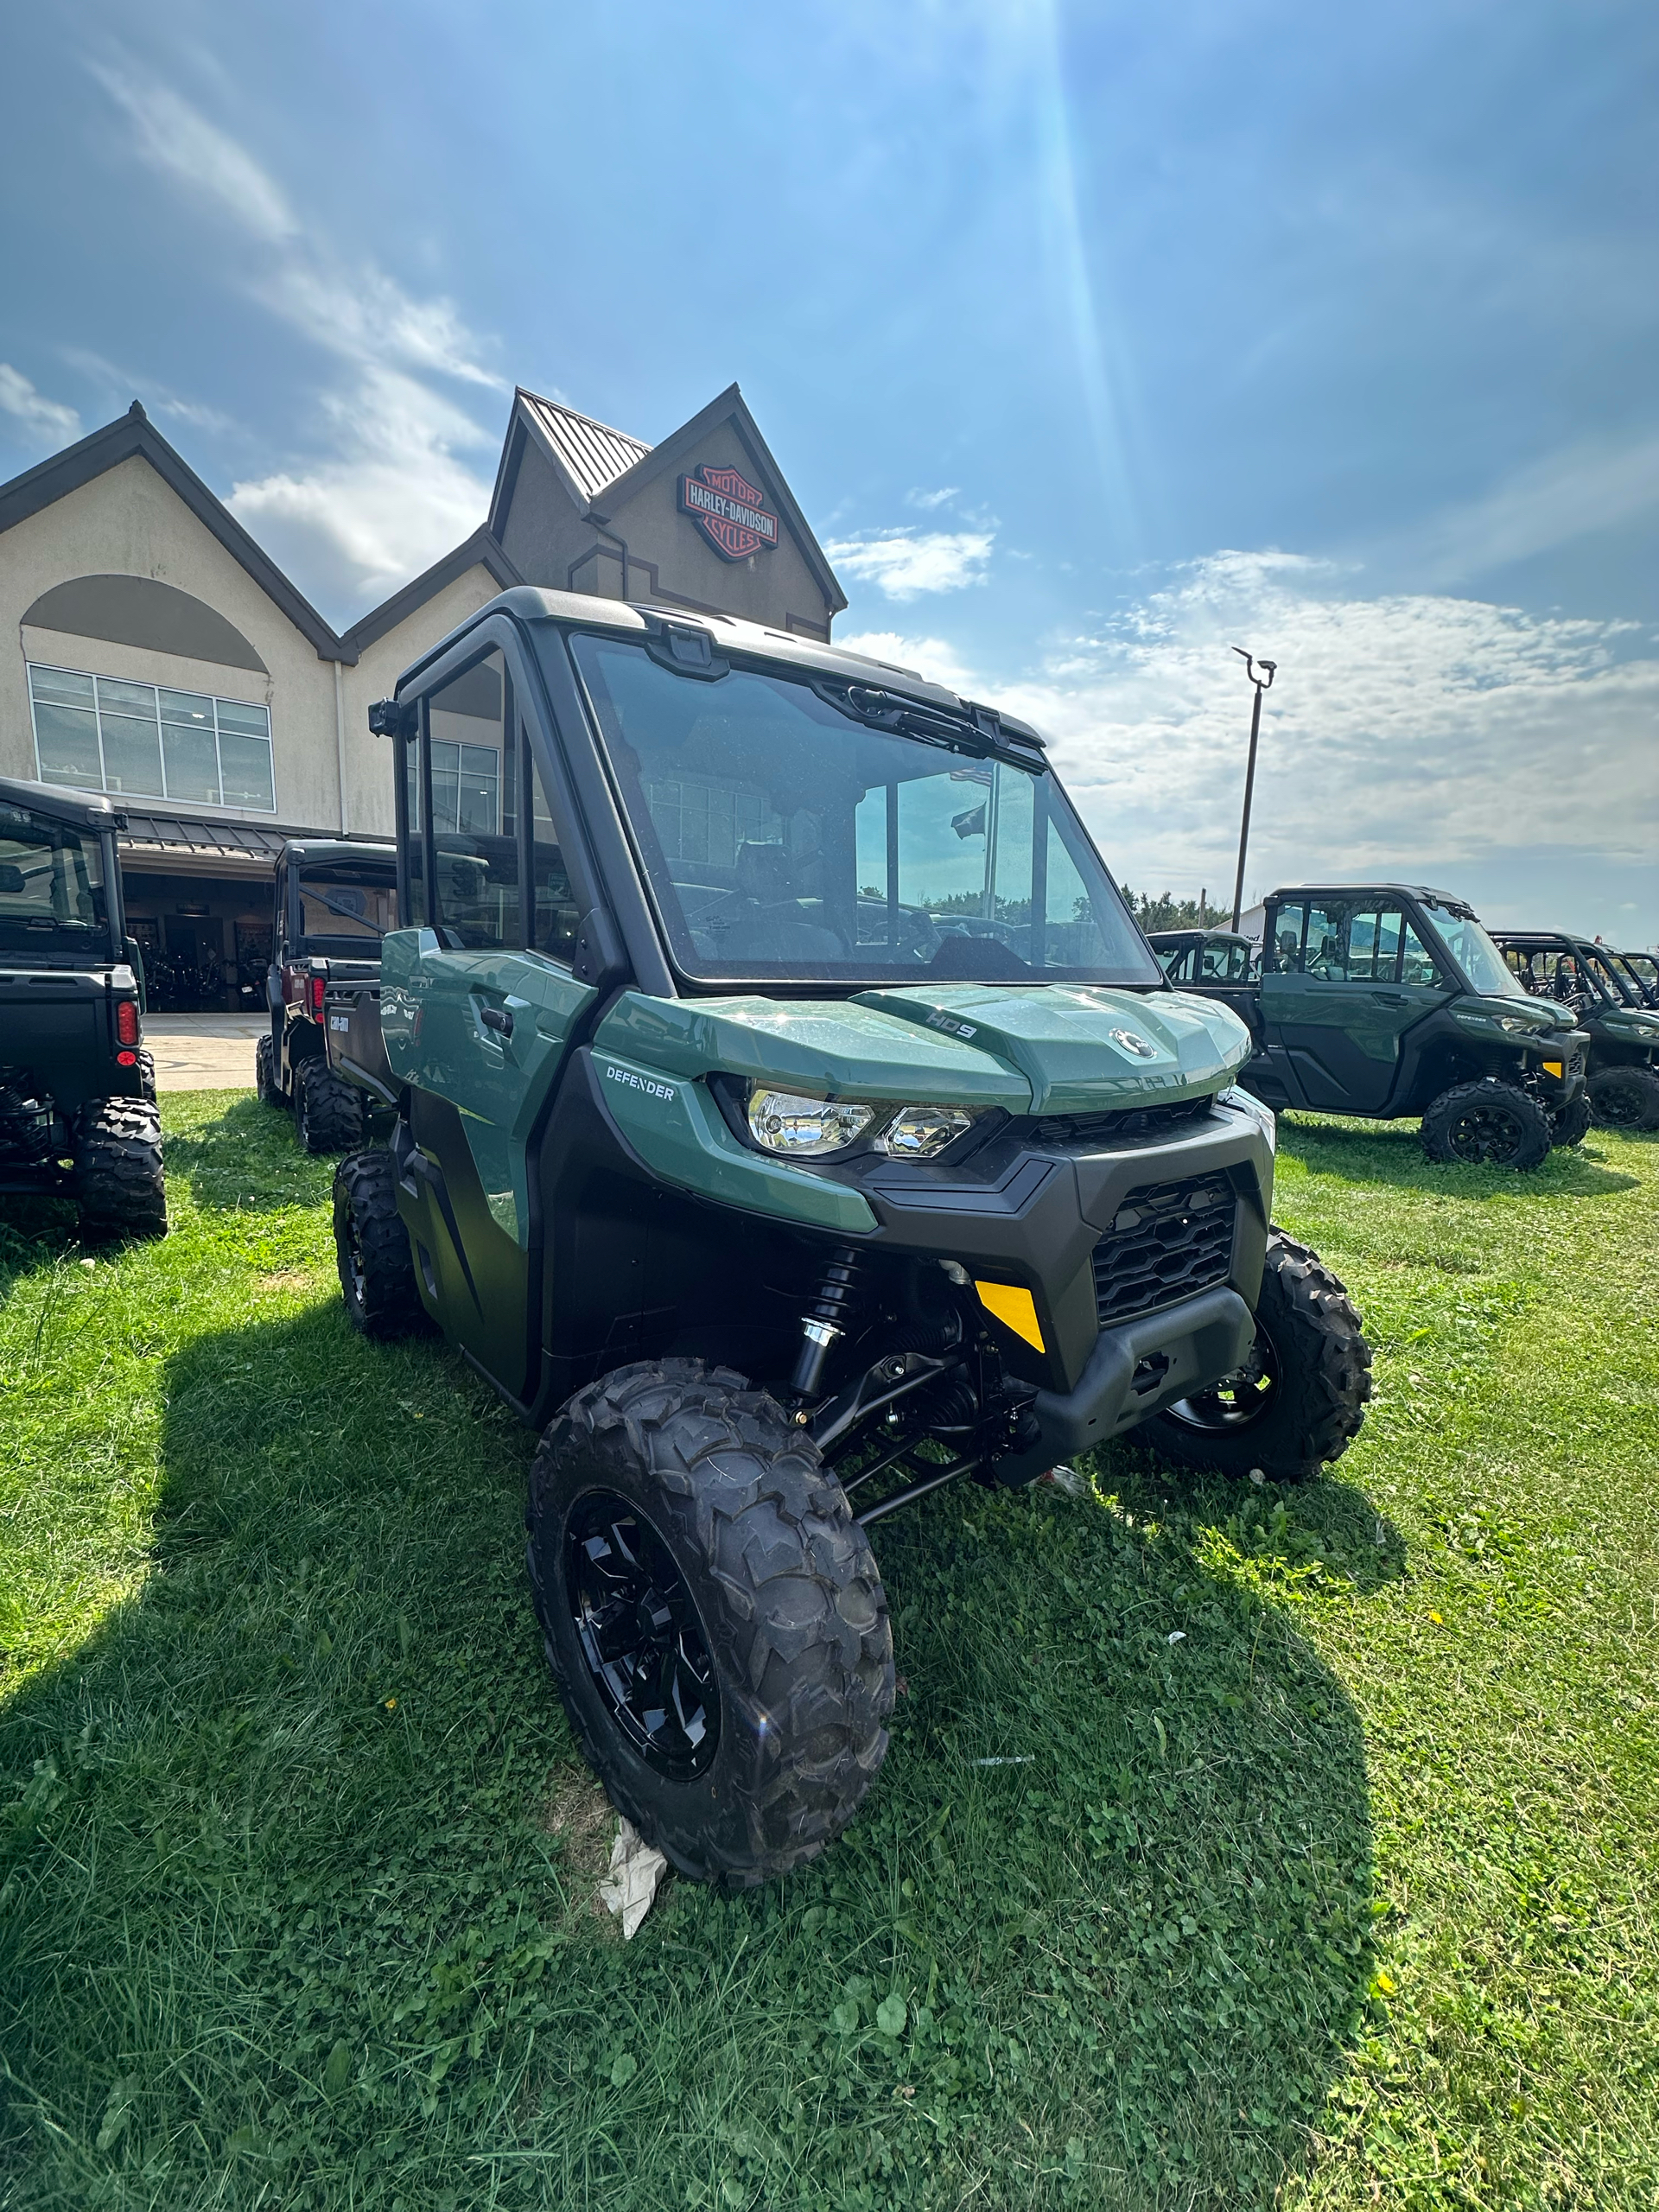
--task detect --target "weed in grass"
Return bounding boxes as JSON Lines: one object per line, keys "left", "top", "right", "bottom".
{"left": 1, "top": 1094, "right": 1656, "bottom": 2209}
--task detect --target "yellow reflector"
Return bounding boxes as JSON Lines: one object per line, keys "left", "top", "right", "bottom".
{"left": 1542, "top": 1060, "right": 1563, "bottom": 1079}
{"left": 974, "top": 1281, "right": 1045, "bottom": 1351}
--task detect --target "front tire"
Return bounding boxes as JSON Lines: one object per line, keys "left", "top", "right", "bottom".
{"left": 1549, "top": 1094, "right": 1593, "bottom": 1147}
{"left": 294, "top": 1058, "right": 365, "bottom": 1154}
{"left": 75, "top": 1097, "right": 167, "bottom": 1240}
{"left": 527, "top": 1361, "right": 894, "bottom": 1888}
{"left": 1588, "top": 1065, "right": 1659, "bottom": 1133}
{"left": 333, "top": 1148, "right": 426, "bottom": 1337}
{"left": 1421, "top": 1079, "right": 1552, "bottom": 1169}
{"left": 1140, "top": 1230, "right": 1372, "bottom": 1483}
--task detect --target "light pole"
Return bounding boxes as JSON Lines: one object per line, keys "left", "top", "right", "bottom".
{"left": 1230, "top": 647, "right": 1276, "bottom": 932}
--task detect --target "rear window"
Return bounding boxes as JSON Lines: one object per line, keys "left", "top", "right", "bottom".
{"left": 297, "top": 867, "right": 397, "bottom": 947}
{"left": 0, "top": 801, "right": 113, "bottom": 957}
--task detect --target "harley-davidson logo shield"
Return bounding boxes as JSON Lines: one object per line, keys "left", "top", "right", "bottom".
{"left": 678, "top": 464, "right": 781, "bottom": 561}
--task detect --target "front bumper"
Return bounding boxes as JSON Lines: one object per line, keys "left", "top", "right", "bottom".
{"left": 1533, "top": 1032, "right": 1590, "bottom": 1103}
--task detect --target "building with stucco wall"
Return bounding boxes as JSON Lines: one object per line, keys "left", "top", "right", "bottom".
{"left": 0, "top": 385, "right": 842, "bottom": 1007}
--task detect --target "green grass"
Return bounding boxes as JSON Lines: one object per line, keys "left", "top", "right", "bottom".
{"left": 1, "top": 1093, "right": 1655, "bottom": 2209}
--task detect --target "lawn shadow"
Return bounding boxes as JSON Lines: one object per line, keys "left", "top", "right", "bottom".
{"left": 2, "top": 1296, "right": 1380, "bottom": 2211}
{"left": 163, "top": 1091, "right": 343, "bottom": 1218}
{"left": 1278, "top": 1116, "right": 1639, "bottom": 1199}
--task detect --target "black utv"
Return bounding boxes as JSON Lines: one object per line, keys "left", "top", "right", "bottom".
{"left": 1147, "top": 927, "right": 1256, "bottom": 988}
{"left": 327, "top": 587, "right": 1374, "bottom": 1890}
{"left": 1168, "top": 886, "right": 1590, "bottom": 1168}
{"left": 254, "top": 837, "right": 397, "bottom": 1152}
{"left": 1492, "top": 931, "right": 1659, "bottom": 1132}
{"left": 0, "top": 776, "right": 165, "bottom": 1239}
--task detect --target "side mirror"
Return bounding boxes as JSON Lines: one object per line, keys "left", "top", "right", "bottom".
{"left": 0, "top": 864, "right": 25, "bottom": 894}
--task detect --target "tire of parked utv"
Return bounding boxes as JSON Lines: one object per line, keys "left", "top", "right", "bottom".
{"left": 333, "top": 1148, "right": 428, "bottom": 1338}
{"left": 1420, "top": 1079, "right": 1553, "bottom": 1170}
{"left": 254, "top": 1033, "right": 285, "bottom": 1107}
{"left": 1140, "top": 1229, "right": 1372, "bottom": 1484}
{"left": 75, "top": 1096, "right": 167, "bottom": 1240}
{"left": 526, "top": 1360, "right": 895, "bottom": 1890}
{"left": 1549, "top": 1094, "right": 1593, "bottom": 1147}
{"left": 294, "top": 1057, "right": 365, "bottom": 1154}
{"left": 1588, "top": 1065, "right": 1659, "bottom": 1133}
{"left": 134, "top": 1047, "right": 157, "bottom": 1105}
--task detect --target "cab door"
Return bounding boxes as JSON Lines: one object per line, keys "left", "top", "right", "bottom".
{"left": 1259, "top": 900, "right": 1442, "bottom": 1112}
{"left": 381, "top": 644, "right": 595, "bottom": 1402}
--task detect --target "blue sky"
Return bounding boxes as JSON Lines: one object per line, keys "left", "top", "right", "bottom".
{"left": 2, "top": 0, "right": 1655, "bottom": 938}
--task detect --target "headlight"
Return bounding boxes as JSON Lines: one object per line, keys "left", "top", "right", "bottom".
{"left": 1452, "top": 1009, "right": 1539, "bottom": 1037}
{"left": 878, "top": 1104, "right": 975, "bottom": 1159}
{"left": 747, "top": 1090, "right": 878, "bottom": 1156}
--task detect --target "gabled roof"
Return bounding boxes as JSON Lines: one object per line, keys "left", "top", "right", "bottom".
{"left": 0, "top": 403, "right": 353, "bottom": 663}
{"left": 339, "top": 525, "right": 522, "bottom": 656}
{"left": 489, "top": 384, "right": 847, "bottom": 615}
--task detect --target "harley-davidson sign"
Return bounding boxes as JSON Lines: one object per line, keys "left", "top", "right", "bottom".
{"left": 678, "top": 464, "right": 780, "bottom": 561}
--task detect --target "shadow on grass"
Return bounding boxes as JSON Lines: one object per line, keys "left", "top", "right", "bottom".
{"left": 163, "top": 1091, "right": 341, "bottom": 1218}
{"left": 1278, "top": 1116, "right": 1639, "bottom": 1198}
{"left": 2, "top": 1294, "right": 1380, "bottom": 2211}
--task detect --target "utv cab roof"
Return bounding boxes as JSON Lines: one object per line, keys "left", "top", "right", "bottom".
{"left": 1147, "top": 928, "right": 1254, "bottom": 950}
{"left": 1268, "top": 883, "right": 1475, "bottom": 916}
{"left": 0, "top": 773, "right": 125, "bottom": 835}
{"left": 279, "top": 837, "right": 397, "bottom": 871}
{"left": 392, "top": 587, "right": 1048, "bottom": 756}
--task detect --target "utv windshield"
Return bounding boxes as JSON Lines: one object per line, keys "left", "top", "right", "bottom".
{"left": 0, "top": 802, "right": 116, "bottom": 961}
{"left": 297, "top": 863, "right": 397, "bottom": 951}
{"left": 569, "top": 636, "right": 1160, "bottom": 988}
{"left": 1421, "top": 900, "right": 1524, "bottom": 999}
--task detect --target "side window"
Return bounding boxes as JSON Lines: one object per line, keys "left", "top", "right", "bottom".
{"left": 531, "top": 745, "right": 580, "bottom": 963}
{"left": 429, "top": 652, "right": 521, "bottom": 951}
{"left": 1303, "top": 905, "right": 1345, "bottom": 981}
{"left": 403, "top": 737, "right": 427, "bottom": 927}
{"left": 1401, "top": 923, "right": 1443, "bottom": 988}
{"left": 1268, "top": 903, "right": 1306, "bottom": 973}
{"left": 1347, "top": 908, "right": 1403, "bottom": 982}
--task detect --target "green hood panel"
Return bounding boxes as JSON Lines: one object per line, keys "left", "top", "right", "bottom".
{"left": 594, "top": 992, "right": 1033, "bottom": 1108}
{"left": 852, "top": 983, "right": 1253, "bottom": 1115}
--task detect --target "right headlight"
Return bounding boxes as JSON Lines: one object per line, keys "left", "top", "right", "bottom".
{"left": 747, "top": 1090, "right": 878, "bottom": 1157}
{"left": 877, "top": 1104, "right": 975, "bottom": 1160}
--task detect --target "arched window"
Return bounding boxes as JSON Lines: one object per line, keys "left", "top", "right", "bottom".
{"left": 23, "top": 575, "right": 267, "bottom": 673}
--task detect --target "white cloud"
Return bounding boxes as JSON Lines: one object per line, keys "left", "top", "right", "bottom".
{"left": 91, "top": 60, "right": 505, "bottom": 613}
{"left": 836, "top": 630, "right": 983, "bottom": 695}
{"left": 0, "top": 365, "right": 81, "bottom": 449}
{"left": 1411, "top": 431, "right": 1659, "bottom": 584}
{"left": 851, "top": 552, "right": 1659, "bottom": 912}
{"left": 827, "top": 527, "right": 995, "bottom": 600}
{"left": 906, "top": 486, "right": 960, "bottom": 511}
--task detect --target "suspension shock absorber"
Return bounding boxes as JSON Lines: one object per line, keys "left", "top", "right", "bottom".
{"left": 791, "top": 1244, "right": 869, "bottom": 1398}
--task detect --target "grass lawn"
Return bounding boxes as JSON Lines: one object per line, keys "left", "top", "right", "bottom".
{"left": 1, "top": 1091, "right": 1655, "bottom": 2210}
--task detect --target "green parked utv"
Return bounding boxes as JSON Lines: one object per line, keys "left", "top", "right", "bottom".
{"left": 0, "top": 776, "right": 166, "bottom": 1239}
{"left": 1166, "top": 897, "right": 1589, "bottom": 1167}
{"left": 331, "top": 590, "right": 1373, "bottom": 1887}
{"left": 1491, "top": 931, "right": 1659, "bottom": 1132}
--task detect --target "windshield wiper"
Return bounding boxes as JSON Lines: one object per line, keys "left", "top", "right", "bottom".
{"left": 809, "top": 677, "right": 1045, "bottom": 767}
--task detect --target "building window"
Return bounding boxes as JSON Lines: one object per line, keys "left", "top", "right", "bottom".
{"left": 429, "top": 738, "right": 499, "bottom": 835}
{"left": 27, "top": 663, "right": 276, "bottom": 814}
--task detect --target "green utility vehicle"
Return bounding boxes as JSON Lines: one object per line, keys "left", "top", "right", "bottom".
{"left": 1609, "top": 948, "right": 1659, "bottom": 1010}
{"left": 254, "top": 837, "right": 397, "bottom": 1152}
{"left": 1492, "top": 931, "right": 1659, "bottom": 1132}
{"left": 1147, "top": 927, "right": 1255, "bottom": 988}
{"left": 1168, "top": 891, "right": 1589, "bottom": 1167}
{"left": 331, "top": 590, "right": 1373, "bottom": 1887}
{"left": 0, "top": 775, "right": 165, "bottom": 1238}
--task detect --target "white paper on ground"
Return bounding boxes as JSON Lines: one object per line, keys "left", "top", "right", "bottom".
{"left": 598, "top": 1818, "right": 669, "bottom": 1939}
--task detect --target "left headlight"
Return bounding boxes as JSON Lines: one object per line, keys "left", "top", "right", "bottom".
{"left": 877, "top": 1104, "right": 975, "bottom": 1160}
{"left": 1452, "top": 1008, "right": 1543, "bottom": 1038}
{"left": 747, "top": 1090, "right": 879, "bottom": 1157}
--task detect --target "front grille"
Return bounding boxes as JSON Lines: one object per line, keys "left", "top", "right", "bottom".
{"left": 1092, "top": 1173, "right": 1236, "bottom": 1327}
{"left": 1027, "top": 1094, "right": 1218, "bottom": 1149}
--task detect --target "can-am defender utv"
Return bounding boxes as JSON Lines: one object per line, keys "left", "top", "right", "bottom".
{"left": 1147, "top": 926, "right": 1256, "bottom": 989}
{"left": 254, "top": 837, "right": 397, "bottom": 1152}
{"left": 1170, "top": 888, "right": 1589, "bottom": 1168}
{"left": 331, "top": 590, "right": 1372, "bottom": 1887}
{"left": 0, "top": 776, "right": 165, "bottom": 1238}
{"left": 1492, "top": 931, "right": 1659, "bottom": 1133}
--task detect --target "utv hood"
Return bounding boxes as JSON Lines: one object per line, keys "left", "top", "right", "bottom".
{"left": 597, "top": 983, "right": 1251, "bottom": 1116}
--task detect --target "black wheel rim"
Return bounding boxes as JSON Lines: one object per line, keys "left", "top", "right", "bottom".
{"left": 1446, "top": 1101, "right": 1524, "bottom": 1164}
{"left": 1163, "top": 1324, "right": 1280, "bottom": 1434}
{"left": 1596, "top": 1083, "right": 1644, "bottom": 1129}
{"left": 563, "top": 1491, "right": 721, "bottom": 1778}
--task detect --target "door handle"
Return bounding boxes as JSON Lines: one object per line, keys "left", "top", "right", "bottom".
{"left": 1371, "top": 992, "right": 1407, "bottom": 1005}
{"left": 480, "top": 1005, "right": 513, "bottom": 1038}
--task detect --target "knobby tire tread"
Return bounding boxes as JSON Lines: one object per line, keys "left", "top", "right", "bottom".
{"left": 333, "top": 1148, "right": 427, "bottom": 1337}
{"left": 75, "top": 1097, "right": 167, "bottom": 1239}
